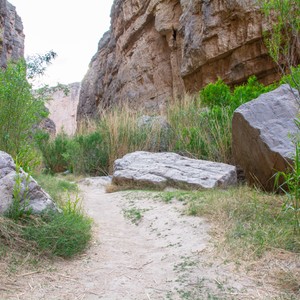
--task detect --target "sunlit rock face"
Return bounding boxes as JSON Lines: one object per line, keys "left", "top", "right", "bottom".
{"left": 46, "top": 82, "right": 81, "bottom": 136}
{"left": 0, "top": 0, "right": 25, "bottom": 67}
{"left": 78, "top": 0, "right": 278, "bottom": 122}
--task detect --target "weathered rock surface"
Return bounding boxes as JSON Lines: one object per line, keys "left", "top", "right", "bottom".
{"left": 78, "top": 0, "right": 279, "bottom": 121}
{"left": 46, "top": 82, "right": 81, "bottom": 136}
{"left": 0, "top": 151, "right": 58, "bottom": 214}
{"left": 112, "top": 151, "right": 237, "bottom": 190}
{"left": 232, "top": 84, "right": 299, "bottom": 191}
{"left": 0, "top": 0, "right": 24, "bottom": 67}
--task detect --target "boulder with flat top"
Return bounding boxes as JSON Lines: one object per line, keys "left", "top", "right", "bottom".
{"left": 112, "top": 151, "right": 237, "bottom": 190}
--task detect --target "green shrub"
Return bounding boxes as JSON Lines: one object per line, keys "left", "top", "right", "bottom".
{"left": 0, "top": 60, "right": 46, "bottom": 167}
{"left": 35, "top": 131, "right": 69, "bottom": 173}
{"left": 65, "top": 131, "right": 109, "bottom": 175}
{"left": 280, "top": 65, "right": 300, "bottom": 91}
{"left": 4, "top": 163, "right": 32, "bottom": 221}
{"left": 232, "top": 76, "right": 276, "bottom": 108}
{"left": 168, "top": 77, "right": 277, "bottom": 163}
{"left": 22, "top": 195, "right": 92, "bottom": 258}
{"left": 200, "top": 78, "right": 231, "bottom": 107}
{"left": 275, "top": 118, "right": 300, "bottom": 232}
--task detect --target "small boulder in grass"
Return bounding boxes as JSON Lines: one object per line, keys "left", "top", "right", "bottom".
{"left": 112, "top": 151, "right": 237, "bottom": 190}
{"left": 0, "top": 151, "right": 59, "bottom": 215}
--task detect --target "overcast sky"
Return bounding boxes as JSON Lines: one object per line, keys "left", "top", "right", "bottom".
{"left": 9, "top": 0, "right": 114, "bottom": 86}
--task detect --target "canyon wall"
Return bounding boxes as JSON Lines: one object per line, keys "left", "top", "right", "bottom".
{"left": 78, "top": 0, "right": 278, "bottom": 121}
{"left": 46, "top": 82, "right": 81, "bottom": 136}
{"left": 0, "top": 0, "right": 24, "bottom": 67}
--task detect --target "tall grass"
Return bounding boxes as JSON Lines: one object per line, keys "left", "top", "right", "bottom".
{"left": 38, "top": 106, "right": 168, "bottom": 175}
{"left": 158, "top": 186, "right": 300, "bottom": 258}
{"left": 167, "top": 95, "right": 233, "bottom": 163}
{"left": 37, "top": 76, "right": 277, "bottom": 175}
{"left": 0, "top": 174, "right": 92, "bottom": 259}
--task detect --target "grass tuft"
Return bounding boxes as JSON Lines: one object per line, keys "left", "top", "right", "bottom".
{"left": 158, "top": 186, "right": 300, "bottom": 258}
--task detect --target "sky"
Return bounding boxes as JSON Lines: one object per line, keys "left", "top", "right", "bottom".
{"left": 9, "top": 0, "right": 114, "bottom": 87}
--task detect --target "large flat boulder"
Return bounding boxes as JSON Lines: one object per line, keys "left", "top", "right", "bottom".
{"left": 0, "top": 151, "right": 59, "bottom": 214}
{"left": 232, "top": 84, "right": 299, "bottom": 191}
{"left": 112, "top": 151, "right": 237, "bottom": 190}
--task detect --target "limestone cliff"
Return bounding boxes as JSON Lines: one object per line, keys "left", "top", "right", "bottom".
{"left": 0, "top": 0, "right": 24, "bottom": 67}
{"left": 46, "top": 82, "right": 81, "bottom": 136}
{"left": 78, "top": 0, "right": 278, "bottom": 121}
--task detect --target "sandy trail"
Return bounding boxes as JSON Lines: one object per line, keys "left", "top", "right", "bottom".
{"left": 1, "top": 177, "right": 273, "bottom": 299}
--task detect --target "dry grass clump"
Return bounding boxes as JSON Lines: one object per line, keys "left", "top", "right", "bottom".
{"left": 0, "top": 216, "right": 33, "bottom": 250}
{"left": 158, "top": 185, "right": 300, "bottom": 297}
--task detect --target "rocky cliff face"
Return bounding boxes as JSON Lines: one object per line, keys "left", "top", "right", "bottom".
{"left": 0, "top": 0, "right": 24, "bottom": 67}
{"left": 46, "top": 82, "right": 81, "bottom": 136}
{"left": 78, "top": 0, "right": 278, "bottom": 121}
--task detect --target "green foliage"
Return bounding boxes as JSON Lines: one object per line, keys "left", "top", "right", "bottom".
{"left": 200, "top": 78, "right": 231, "bottom": 107}
{"left": 4, "top": 163, "right": 32, "bottom": 221}
{"left": 168, "top": 77, "right": 276, "bottom": 163}
{"left": 260, "top": 0, "right": 300, "bottom": 93}
{"left": 280, "top": 65, "right": 300, "bottom": 91}
{"left": 0, "top": 60, "right": 46, "bottom": 161}
{"left": 34, "top": 173, "right": 78, "bottom": 205}
{"left": 231, "top": 76, "right": 276, "bottom": 107}
{"left": 22, "top": 195, "right": 92, "bottom": 258}
{"left": 275, "top": 120, "right": 300, "bottom": 232}
{"left": 123, "top": 207, "right": 144, "bottom": 225}
{"left": 65, "top": 131, "right": 109, "bottom": 175}
{"left": 35, "top": 131, "right": 69, "bottom": 173}
{"left": 26, "top": 50, "right": 57, "bottom": 80}
{"left": 1, "top": 174, "right": 91, "bottom": 258}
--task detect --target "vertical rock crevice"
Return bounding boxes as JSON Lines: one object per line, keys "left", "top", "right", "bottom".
{"left": 0, "top": 0, "right": 24, "bottom": 67}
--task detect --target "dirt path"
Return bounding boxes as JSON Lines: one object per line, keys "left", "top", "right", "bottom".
{"left": 1, "top": 177, "right": 277, "bottom": 299}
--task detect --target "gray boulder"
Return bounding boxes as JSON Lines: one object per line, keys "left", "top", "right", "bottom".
{"left": 232, "top": 84, "right": 299, "bottom": 191}
{"left": 0, "top": 151, "right": 59, "bottom": 214}
{"left": 137, "top": 115, "right": 172, "bottom": 152}
{"left": 112, "top": 151, "right": 237, "bottom": 190}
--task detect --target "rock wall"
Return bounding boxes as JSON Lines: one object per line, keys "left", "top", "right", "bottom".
{"left": 46, "top": 82, "right": 81, "bottom": 136}
{"left": 78, "top": 0, "right": 279, "bottom": 121}
{"left": 0, "top": 0, "right": 24, "bottom": 67}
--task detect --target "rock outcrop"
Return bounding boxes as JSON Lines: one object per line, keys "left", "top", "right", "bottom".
{"left": 0, "top": 0, "right": 24, "bottom": 67}
{"left": 112, "top": 151, "right": 237, "bottom": 190}
{"left": 232, "top": 84, "right": 299, "bottom": 191}
{"left": 46, "top": 82, "right": 81, "bottom": 136}
{"left": 0, "top": 151, "right": 59, "bottom": 214}
{"left": 78, "top": 0, "right": 278, "bottom": 121}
